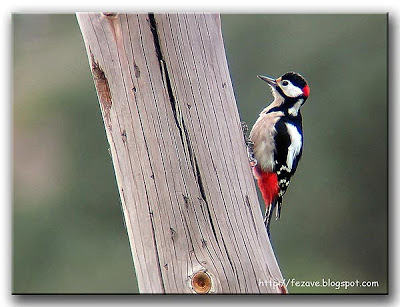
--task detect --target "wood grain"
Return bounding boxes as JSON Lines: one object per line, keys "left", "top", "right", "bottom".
{"left": 77, "top": 12, "right": 285, "bottom": 294}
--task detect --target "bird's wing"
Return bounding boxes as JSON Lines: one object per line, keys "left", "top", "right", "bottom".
{"left": 273, "top": 119, "right": 303, "bottom": 219}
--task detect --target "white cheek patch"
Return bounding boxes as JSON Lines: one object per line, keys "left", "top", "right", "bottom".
{"left": 280, "top": 82, "right": 304, "bottom": 98}
{"left": 285, "top": 123, "right": 302, "bottom": 170}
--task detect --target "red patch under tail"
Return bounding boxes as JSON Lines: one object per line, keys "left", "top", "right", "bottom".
{"left": 253, "top": 167, "right": 279, "bottom": 208}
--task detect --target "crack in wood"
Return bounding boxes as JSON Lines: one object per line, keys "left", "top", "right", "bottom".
{"left": 149, "top": 14, "right": 197, "bottom": 176}
{"left": 121, "top": 129, "right": 127, "bottom": 143}
{"left": 181, "top": 119, "right": 198, "bottom": 182}
{"left": 245, "top": 195, "right": 258, "bottom": 236}
{"left": 197, "top": 195, "right": 219, "bottom": 245}
{"left": 134, "top": 63, "right": 141, "bottom": 78}
{"left": 182, "top": 193, "right": 190, "bottom": 208}
{"left": 170, "top": 227, "right": 177, "bottom": 242}
{"left": 148, "top": 14, "right": 220, "bottom": 246}
{"left": 89, "top": 50, "right": 112, "bottom": 128}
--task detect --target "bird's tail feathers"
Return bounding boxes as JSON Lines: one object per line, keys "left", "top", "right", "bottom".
{"left": 264, "top": 199, "right": 277, "bottom": 237}
{"left": 276, "top": 198, "right": 283, "bottom": 220}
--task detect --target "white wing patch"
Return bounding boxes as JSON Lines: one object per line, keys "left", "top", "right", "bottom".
{"left": 285, "top": 123, "right": 302, "bottom": 170}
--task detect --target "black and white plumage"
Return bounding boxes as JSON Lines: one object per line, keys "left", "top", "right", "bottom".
{"left": 249, "top": 72, "right": 310, "bottom": 235}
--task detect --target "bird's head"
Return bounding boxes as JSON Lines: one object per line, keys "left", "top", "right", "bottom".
{"left": 258, "top": 71, "right": 310, "bottom": 102}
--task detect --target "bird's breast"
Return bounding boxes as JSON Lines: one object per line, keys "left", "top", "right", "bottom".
{"left": 250, "top": 111, "right": 283, "bottom": 172}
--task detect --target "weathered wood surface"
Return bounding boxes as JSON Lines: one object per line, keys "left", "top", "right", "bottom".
{"left": 77, "top": 12, "right": 285, "bottom": 294}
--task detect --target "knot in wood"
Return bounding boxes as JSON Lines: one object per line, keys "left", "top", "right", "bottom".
{"left": 102, "top": 12, "right": 118, "bottom": 18}
{"left": 191, "top": 271, "right": 211, "bottom": 294}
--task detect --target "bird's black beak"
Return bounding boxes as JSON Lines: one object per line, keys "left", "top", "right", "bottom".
{"left": 257, "top": 75, "right": 277, "bottom": 87}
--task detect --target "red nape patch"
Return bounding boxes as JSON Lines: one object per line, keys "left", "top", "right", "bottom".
{"left": 302, "top": 85, "right": 310, "bottom": 97}
{"left": 257, "top": 171, "right": 279, "bottom": 208}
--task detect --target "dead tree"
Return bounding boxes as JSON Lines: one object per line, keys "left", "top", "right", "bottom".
{"left": 76, "top": 12, "right": 285, "bottom": 294}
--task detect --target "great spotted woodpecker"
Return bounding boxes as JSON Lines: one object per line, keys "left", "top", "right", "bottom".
{"left": 247, "top": 72, "right": 310, "bottom": 236}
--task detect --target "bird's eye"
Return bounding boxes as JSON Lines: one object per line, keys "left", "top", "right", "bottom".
{"left": 281, "top": 80, "right": 289, "bottom": 86}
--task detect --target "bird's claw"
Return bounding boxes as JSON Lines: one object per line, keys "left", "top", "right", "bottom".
{"left": 241, "top": 121, "right": 258, "bottom": 167}
{"left": 241, "top": 121, "right": 249, "bottom": 135}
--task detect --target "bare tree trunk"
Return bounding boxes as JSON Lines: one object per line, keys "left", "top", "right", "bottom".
{"left": 76, "top": 12, "right": 285, "bottom": 294}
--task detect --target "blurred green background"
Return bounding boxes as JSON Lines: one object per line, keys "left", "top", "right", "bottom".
{"left": 13, "top": 14, "right": 387, "bottom": 294}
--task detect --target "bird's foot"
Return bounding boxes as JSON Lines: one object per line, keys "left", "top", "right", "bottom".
{"left": 241, "top": 121, "right": 257, "bottom": 167}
